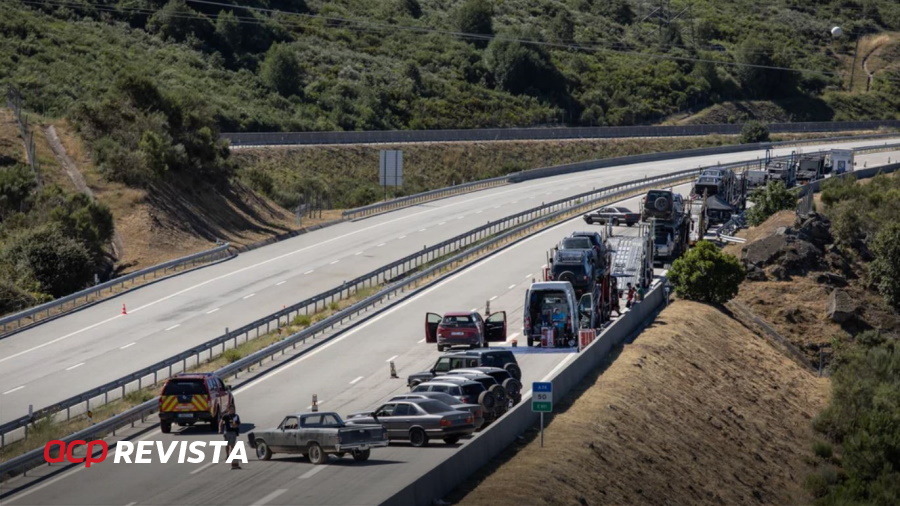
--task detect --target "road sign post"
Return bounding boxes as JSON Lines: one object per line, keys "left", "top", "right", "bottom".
{"left": 532, "top": 382, "right": 553, "bottom": 447}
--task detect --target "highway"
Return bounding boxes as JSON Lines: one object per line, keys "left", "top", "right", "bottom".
{"left": 3, "top": 182, "right": 680, "bottom": 506}
{"left": 0, "top": 139, "right": 897, "bottom": 427}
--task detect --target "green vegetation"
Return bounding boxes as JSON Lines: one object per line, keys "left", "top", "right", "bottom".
{"left": 740, "top": 120, "right": 770, "bottom": 143}
{"left": 747, "top": 180, "right": 796, "bottom": 226}
{"left": 0, "top": 161, "right": 114, "bottom": 313}
{"left": 809, "top": 331, "right": 900, "bottom": 505}
{"left": 667, "top": 241, "right": 744, "bottom": 304}
{"left": 821, "top": 173, "right": 900, "bottom": 308}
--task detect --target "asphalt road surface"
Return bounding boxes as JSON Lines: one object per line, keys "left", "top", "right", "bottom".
{"left": 0, "top": 140, "right": 896, "bottom": 426}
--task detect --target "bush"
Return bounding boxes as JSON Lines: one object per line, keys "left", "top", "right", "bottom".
{"left": 223, "top": 349, "right": 242, "bottom": 363}
{"left": 456, "top": 0, "right": 493, "bottom": 46}
{"left": 2, "top": 224, "right": 94, "bottom": 298}
{"left": 0, "top": 164, "right": 37, "bottom": 220}
{"left": 746, "top": 181, "right": 795, "bottom": 226}
{"left": 667, "top": 241, "right": 744, "bottom": 304}
{"left": 486, "top": 31, "right": 566, "bottom": 99}
{"left": 740, "top": 120, "right": 770, "bottom": 143}
{"left": 869, "top": 222, "right": 900, "bottom": 308}
{"left": 292, "top": 314, "right": 312, "bottom": 327}
{"left": 813, "top": 440, "right": 834, "bottom": 460}
{"left": 260, "top": 43, "right": 303, "bottom": 97}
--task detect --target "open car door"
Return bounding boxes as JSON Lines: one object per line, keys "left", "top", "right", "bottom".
{"left": 485, "top": 311, "right": 507, "bottom": 342}
{"left": 425, "top": 313, "right": 441, "bottom": 343}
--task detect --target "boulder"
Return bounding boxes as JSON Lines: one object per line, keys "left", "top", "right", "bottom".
{"left": 815, "top": 272, "right": 848, "bottom": 287}
{"left": 796, "top": 214, "right": 833, "bottom": 249}
{"left": 826, "top": 289, "right": 855, "bottom": 323}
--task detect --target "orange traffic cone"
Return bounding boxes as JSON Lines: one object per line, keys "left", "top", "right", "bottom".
{"left": 122, "top": 304, "right": 127, "bottom": 315}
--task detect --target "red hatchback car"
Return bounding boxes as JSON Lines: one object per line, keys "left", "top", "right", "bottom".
{"left": 425, "top": 311, "right": 507, "bottom": 352}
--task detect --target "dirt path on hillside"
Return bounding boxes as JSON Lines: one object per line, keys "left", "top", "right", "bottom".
{"left": 451, "top": 301, "right": 829, "bottom": 506}
{"left": 45, "top": 124, "right": 126, "bottom": 259}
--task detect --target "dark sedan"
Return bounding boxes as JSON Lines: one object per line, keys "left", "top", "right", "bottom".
{"left": 389, "top": 392, "right": 485, "bottom": 429}
{"left": 583, "top": 206, "right": 640, "bottom": 226}
{"left": 345, "top": 398, "right": 475, "bottom": 447}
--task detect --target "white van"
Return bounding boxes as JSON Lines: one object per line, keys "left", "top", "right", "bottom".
{"left": 524, "top": 281, "right": 592, "bottom": 347}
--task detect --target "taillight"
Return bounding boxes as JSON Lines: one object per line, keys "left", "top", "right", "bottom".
{"left": 475, "top": 408, "right": 482, "bottom": 418}
{"left": 466, "top": 416, "right": 473, "bottom": 424}
{"left": 524, "top": 315, "right": 530, "bottom": 331}
{"left": 461, "top": 396, "right": 471, "bottom": 403}
{"left": 440, "top": 418, "right": 452, "bottom": 427}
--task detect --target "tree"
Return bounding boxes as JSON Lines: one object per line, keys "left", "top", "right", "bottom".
{"left": 397, "top": 0, "right": 422, "bottom": 18}
{"left": 667, "top": 241, "right": 744, "bottom": 304}
{"left": 0, "top": 164, "right": 36, "bottom": 221}
{"left": 260, "top": 43, "right": 302, "bottom": 97}
{"left": 2, "top": 225, "right": 94, "bottom": 298}
{"left": 486, "top": 32, "right": 566, "bottom": 98}
{"left": 869, "top": 222, "right": 900, "bottom": 308}
{"left": 747, "top": 180, "right": 796, "bottom": 226}
{"left": 740, "top": 120, "right": 770, "bottom": 143}
{"left": 456, "top": 0, "right": 493, "bottom": 47}
{"left": 735, "top": 39, "right": 797, "bottom": 98}
{"left": 147, "top": 0, "right": 212, "bottom": 43}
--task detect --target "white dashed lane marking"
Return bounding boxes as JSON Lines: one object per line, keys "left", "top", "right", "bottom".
{"left": 165, "top": 324, "right": 180, "bottom": 331}
{"left": 276, "top": 280, "right": 287, "bottom": 286}
{"left": 349, "top": 376, "right": 364, "bottom": 385}
{"left": 120, "top": 342, "right": 136, "bottom": 350}
{"left": 206, "top": 308, "right": 220, "bottom": 314}
{"left": 3, "top": 386, "right": 25, "bottom": 395}
{"left": 243, "top": 293, "right": 255, "bottom": 299}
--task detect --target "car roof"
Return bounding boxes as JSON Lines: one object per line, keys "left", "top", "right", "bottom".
{"left": 445, "top": 371, "right": 494, "bottom": 380}
{"left": 452, "top": 367, "right": 507, "bottom": 374}
{"left": 390, "top": 393, "right": 465, "bottom": 403}
{"left": 285, "top": 412, "right": 340, "bottom": 417}
{"left": 443, "top": 311, "right": 476, "bottom": 317}
{"left": 425, "top": 377, "right": 481, "bottom": 385}
{"left": 170, "top": 373, "right": 215, "bottom": 380}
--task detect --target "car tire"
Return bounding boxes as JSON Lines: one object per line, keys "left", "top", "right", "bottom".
{"left": 352, "top": 449, "right": 371, "bottom": 462}
{"left": 160, "top": 421, "right": 172, "bottom": 434}
{"left": 504, "top": 363, "right": 522, "bottom": 381}
{"left": 409, "top": 428, "right": 428, "bottom": 447}
{"left": 627, "top": 222, "right": 635, "bottom": 227}
{"left": 211, "top": 409, "right": 220, "bottom": 429}
{"left": 482, "top": 339, "right": 489, "bottom": 348}
{"left": 436, "top": 344, "right": 443, "bottom": 352}
{"left": 478, "top": 390, "right": 497, "bottom": 412}
{"left": 527, "top": 336, "right": 533, "bottom": 347}
{"left": 443, "top": 436, "right": 460, "bottom": 445}
{"left": 502, "top": 379, "right": 522, "bottom": 404}
{"left": 612, "top": 218, "right": 619, "bottom": 226}
{"left": 256, "top": 440, "right": 272, "bottom": 461}
{"left": 308, "top": 443, "right": 327, "bottom": 465}
{"left": 489, "top": 385, "right": 508, "bottom": 413}
{"left": 584, "top": 216, "right": 593, "bottom": 224}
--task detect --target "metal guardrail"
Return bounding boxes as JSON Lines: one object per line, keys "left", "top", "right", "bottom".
{"left": 4, "top": 145, "right": 900, "bottom": 477}
{"left": 223, "top": 121, "right": 900, "bottom": 146}
{"left": 341, "top": 134, "right": 900, "bottom": 219}
{"left": 0, "top": 243, "right": 233, "bottom": 336}
{"left": 342, "top": 175, "right": 509, "bottom": 220}
{"left": 0, "top": 165, "right": 708, "bottom": 457}
{"left": 0, "top": 163, "right": 705, "bottom": 481}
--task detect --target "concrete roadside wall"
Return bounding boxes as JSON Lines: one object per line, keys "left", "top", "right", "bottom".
{"left": 382, "top": 282, "right": 667, "bottom": 506}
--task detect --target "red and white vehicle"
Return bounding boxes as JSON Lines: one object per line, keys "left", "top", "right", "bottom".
{"left": 425, "top": 311, "right": 507, "bottom": 352}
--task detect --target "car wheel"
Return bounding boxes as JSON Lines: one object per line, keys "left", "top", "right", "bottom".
{"left": 436, "top": 344, "right": 443, "bottom": 352}
{"left": 478, "top": 390, "right": 497, "bottom": 413}
{"left": 482, "top": 338, "right": 489, "bottom": 348}
{"left": 255, "top": 440, "right": 272, "bottom": 461}
{"left": 352, "top": 449, "right": 371, "bottom": 462}
{"left": 627, "top": 222, "right": 635, "bottom": 227}
{"left": 504, "top": 363, "right": 522, "bottom": 381}
{"left": 307, "top": 443, "right": 327, "bottom": 465}
{"left": 409, "top": 428, "right": 428, "bottom": 447}
{"left": 527, "top": 336, "right": 533, "bottom": 347}
{"left": 585, "top": 216, "right": 593, "bottom": 224}
{"left": 160, "top": 421, "right": 172, "bottom": 434}
{"left": 443, "top": 436, "right": 460, "bottom": 445}
{"left": 489, "top": 385, "right": 508, "bottom": 414}
{"left": 612, "top": 218, "right": 619, "bottom": 226}
{"left": 502, "top": 378, "right": 522, "bottom": 403}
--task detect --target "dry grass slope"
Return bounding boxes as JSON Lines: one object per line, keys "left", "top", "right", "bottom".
{"left": 453, "top": 301, "right": 828, "bottom": 506}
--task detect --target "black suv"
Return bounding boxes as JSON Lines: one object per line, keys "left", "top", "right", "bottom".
{"left": 549, "top": 248, "right": 595, "bottom": 298}
{"left": 407, "top": 350, "right": 521, "bottom": 387}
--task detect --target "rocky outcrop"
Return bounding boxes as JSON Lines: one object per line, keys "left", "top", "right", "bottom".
{"left": 826, "top": 289, "right": 856, "bottom": 323}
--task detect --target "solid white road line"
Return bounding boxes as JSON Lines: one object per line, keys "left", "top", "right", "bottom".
{"left": 386, "top": 355, "right": 398, "bottom": 362}
{"left": 299, "top": 466, "right": 327, "bottom": 480}
{"left": 3, "top": 386, "right": 24, "bottom": 395}
{"left": 120, "top": 342, "right": 136, "bottom": 350}
{"left": 508, "top": 284, "right": 516, "bottom": 290}
{"left": 125, "top": 502, "right": 137, "bottom": 506}
{"left": 165, "top": 324, "right": 180, "bottom": 331}
{"left": 207, "top": 308, "right": 220, "bottom": 314}
{"left": 475, "top": 210, "right": 482, "bottom": 214}
{"left": 350, "top": 376, "right": 364, "bottom": 385}
{"left": 276, "top": 280, "right": 287, "bottom": 286}
{"left": 66, "top": 362, "right": 85, "bottom": 371}
{"left": 189, "top": 462, "right": 216, "bottom": 475}
{"left": 243, "top": 293, "right": 255, "bottom": 299}
{"left": 252, "top": 489, "right": 288, "bottom": 505}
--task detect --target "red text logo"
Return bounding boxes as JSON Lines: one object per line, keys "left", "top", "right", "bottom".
{"left": 44, "top": 440, "right": 109, "bottom": 468}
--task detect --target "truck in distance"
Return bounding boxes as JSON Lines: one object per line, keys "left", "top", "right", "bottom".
{"left": 640, "top": 189, "right": 690, "bottom": 265}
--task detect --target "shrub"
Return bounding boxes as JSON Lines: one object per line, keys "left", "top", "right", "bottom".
{"left": 328, "top": 301, "right": 340, "bottom": 311}
{"left": 223, "top": 349, "right": 243, "bottom": 363}
{"left": 0, "top": 164, "right": 37, "bottom": 220}
{"left": 292, "top": 314, "right": 312, "bottom": 327}
{"left": 869, "top": 222, "right": 900, "bottom": 308}
{"left": 746, "top": 181, "right": 795, "bottom": 226}
{"left": 456, "top": 0, "right": 493, "bottom": 46}
{"left": 2, "top": 224, "right": 94, "bottom": 298}
{"left": 486, "top": 32, "right": 566, "bottom": 99}
{"left": 667, "top": 241, "right": 744, "bottom": 304}
{"left": 739, "top": 120, "right": 770, "bottom": 144}
{"left": 813, "top": 440, "right": 834, "bottom": 460}
{"left": 261, "top": 43, "right": 303, "bottom": 97}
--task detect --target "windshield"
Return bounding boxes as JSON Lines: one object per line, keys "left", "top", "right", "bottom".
{"left": 654, "top": 227, "right": 672, "bottom": 245}
{"left": 561, "top": 237, "right": 591, "bottom": 250}
{"left": 461, "top": 383, "right": 486, "bottom": 396}
{"left": 440, "top": 315, "right": 476, "bottom": 327}
{"left": 418, "top": 400, "right": 453, "bottom": 414}
{"left": 551, "top": 263, "right": 588, "bottom": 279}
{"left": 163, "top": 380, "right": 206, "bottom": 395}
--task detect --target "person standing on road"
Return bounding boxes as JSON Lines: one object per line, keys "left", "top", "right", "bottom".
{"left": 637, "top": 284, "right": 646, "bottom": 303}
{"left": 220, "top": 405, "right": 242, "bottom": 470}
{"left": 626, "top": 283, "right": 636, "bottom": 309}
